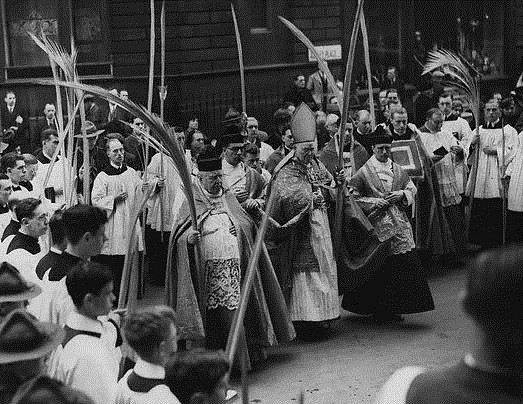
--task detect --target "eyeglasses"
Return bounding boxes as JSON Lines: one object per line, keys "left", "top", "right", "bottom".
{"left": 13, "top": 165, "right": 26, "bottom": 171}
{"left": 227, "top": 146, "right": 243, "bottom": 152}
{"left": 32, "top": 213, "right": 48, "bottom": 222}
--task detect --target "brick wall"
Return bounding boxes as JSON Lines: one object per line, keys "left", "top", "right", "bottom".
{"left": 109, "top": 0, "right": 237, "bottom": 77}
{"left": 289, "top": 0, "right": 342, "bottom": 63}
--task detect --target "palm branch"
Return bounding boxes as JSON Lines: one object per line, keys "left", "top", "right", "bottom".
{"left": 34, "top": 79, "right": 200, "bottom": 308}
{"left": 278, "top": 16, "right": 342, "bottom": 111}
{"left": 422, "top": 49, "right": 481, "bottom": 228}
{"left": 231, "top": 3, "right": 246, "bottom": 113}
{"left": 28, "top": 32, "right": 81, "bottom": 206}
{"left": 422, "top": 49, "right": 480, "bottom": 124}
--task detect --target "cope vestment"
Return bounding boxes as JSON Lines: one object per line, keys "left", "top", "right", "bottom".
{"left": 265, "top": 152, "right": 339, "bottom": 322}
{"left": 388, "top": 124, "right": 455, "bottom": 256}
{"left": 166, "top": 181, "right": 294, "bottom": 365}
{"left": 342, "top": 156, "right": 434, "bottom": 315}
{"left": 222, "top": 160, "right": 266, "bottom": 211}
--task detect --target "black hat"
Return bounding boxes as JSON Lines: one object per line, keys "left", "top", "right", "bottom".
{"left": 0, "top": 309, "right": 64, "bottom": 364}
{"left": 222, "top": 107, "right": 244, "bottom": 128}
{"left": 0, "top": 262, "right": 41, "bottom": 303}
{"left": 10, "top": 375, "right": 94, "bottom": 404}
{"left": 197, "top": 145, "right": 222, "bottom": 172}
{"left": 369, "top": 125, "right": 393, "bottom": 146}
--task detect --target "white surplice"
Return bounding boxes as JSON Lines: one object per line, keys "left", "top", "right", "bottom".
{"left": 467, "top": 123, "right": 517, "bottom": 199}
{"left": 91, "top": 165, "right": 144, "bottom": 255}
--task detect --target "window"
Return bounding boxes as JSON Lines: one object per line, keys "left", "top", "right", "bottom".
{"left": 1, "top": 0, "right": 112, "bottom": 81}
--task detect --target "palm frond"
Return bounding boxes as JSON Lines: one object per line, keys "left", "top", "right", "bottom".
{"left": 422, "top": 49, "right": 480, "bottom": 126}
{"left": 231, "top": 3, "right": 246, "bottom": 113}
{"left": 278, "top": 16, "right": 342, "bottom": 112}
{"left": 35, "top": 79, "right": 198, "bottom": 228}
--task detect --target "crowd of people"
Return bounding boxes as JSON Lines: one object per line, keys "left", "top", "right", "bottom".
{"left": 0, "top": 62, "right": 522, "bottom": 403}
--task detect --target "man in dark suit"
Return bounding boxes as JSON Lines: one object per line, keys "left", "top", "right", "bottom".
{"left": 283, "top": 73, "right": 318, "bottom": 111}
{"left": 34, "top": 103, "right": 57, "bottom": 154}
{"left": 84, "top": 93, "right": 106, "bottom": 130}
{"left": 381, "top": 66, "right": 406, "bottom": 101}
{"left": 104, "top": 88, "right": 132, "bottom": 135}
{"left": 0, "top": 91, "right": 29, "bottom": 154}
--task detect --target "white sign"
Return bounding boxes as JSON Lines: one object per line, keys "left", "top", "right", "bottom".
{"left": 308, "top": 44, "right": 342, "bottom": 62}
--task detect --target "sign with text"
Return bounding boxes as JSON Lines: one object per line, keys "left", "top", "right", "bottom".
{"left": 308, "top": 44, "right": 342, "bottom": 62}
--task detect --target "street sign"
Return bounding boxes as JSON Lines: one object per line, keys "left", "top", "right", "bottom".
{"left": 308, "top": 44, "right": 342, "bottom": 62}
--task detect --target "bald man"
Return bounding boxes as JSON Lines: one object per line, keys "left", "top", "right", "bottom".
{"left": 353, "top": 110, "right": 373, "bottom": 156}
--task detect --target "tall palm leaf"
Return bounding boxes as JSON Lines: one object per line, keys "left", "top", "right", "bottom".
{"left": 28, "top": 32, "right": 81, "bottom": 206}
{"left": 278, "top": 16, "right": 342, "bottom": 111}
{"left": 34, "top": 79, "right": 199, "bottom": 309}
{"left": 422, "top": 49, "right": 481, "bottom": 230}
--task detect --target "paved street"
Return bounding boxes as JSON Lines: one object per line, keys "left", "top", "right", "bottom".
{"left": 245, "top": 268, "right": 472, "bottom": 403}
{"left": 141, "top": 267, "right": 473, "bottom": 404}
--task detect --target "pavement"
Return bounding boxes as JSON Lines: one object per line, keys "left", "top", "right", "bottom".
{"left": 139, "top": 266, "right": 473, "bottom": 404}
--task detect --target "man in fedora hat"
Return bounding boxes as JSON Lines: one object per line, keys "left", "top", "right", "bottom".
{"left": 0, "top": 309, "right": 64, "bottom": 403}
{"left": 83, "top": 93, "right": 105, "bottom": 130}
{"left": 0, "top": 261, "right": 41, "bottom": 320}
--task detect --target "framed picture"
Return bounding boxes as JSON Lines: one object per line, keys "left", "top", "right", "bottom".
{"left": 391, "top": 139, "right": 424, "bottom": 179}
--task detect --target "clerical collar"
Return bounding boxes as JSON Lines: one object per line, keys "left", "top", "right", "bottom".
{"left": 37, "top": 150, "right": 55, "bottom": 164}
{"left": 484, "top": 119, "right": 502, "bottom": 129}
{"left": 6, "top": 231, "right": 41, "bottom": 255}
{"left": 103, "top": 162, "right": 128, "bottom": 176}
{"left": 388, "top": 123, "right": 414, "bottom": 139}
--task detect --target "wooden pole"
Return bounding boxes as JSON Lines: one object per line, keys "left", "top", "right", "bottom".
{"left": 225, "top": 192, "right": 277, "bottom": 364}
{"left": 501, "top": 117, "right": 506, "bottom": 245}
{"left": 333, "top": 0, "right": 365, "bottom": 258}
{"left": 464, "top": 76, "right": 480, "bottom": 237}
{"left": 241, "top": 341, "right": 249, "bottom": 404}
{"left": 158, "top": 0, "right": 166, "bottom": 242}
{"left": 147, "top": 0, "right": 155, "bottom": 113}
{"left": 231, "top": 3, "right": 246, "bottom": 113}
{"left": 360, "top": 11, "right": 375, "bottom": 128}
